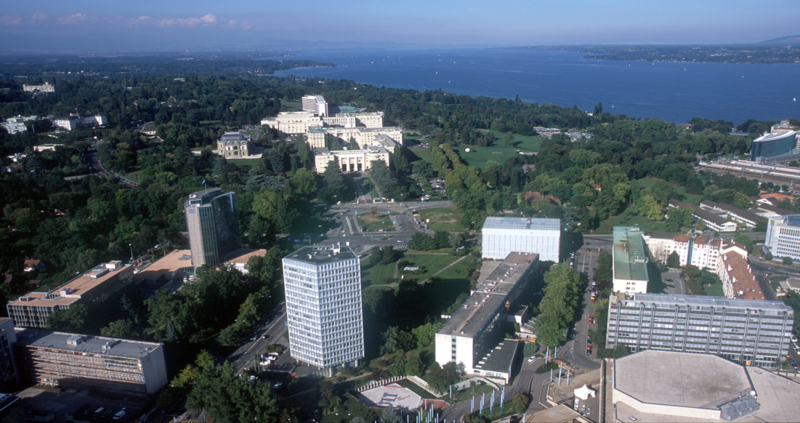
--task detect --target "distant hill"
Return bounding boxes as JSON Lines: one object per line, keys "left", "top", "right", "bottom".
{"left": 759, "top": 35, "right": 800, "bottom": 46}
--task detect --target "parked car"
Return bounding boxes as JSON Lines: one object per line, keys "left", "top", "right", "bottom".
{"left": 588, "top": 316, "right": 594, "bottom": 324}
{"left": 586, "top": 345, "right": 592, "bottom": 355}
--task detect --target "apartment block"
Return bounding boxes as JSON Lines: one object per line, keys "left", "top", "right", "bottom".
{"left": 14, "top": 329, "right": 167, "bottom": 396}
{"left": 605, "top": 293, "right": 793, "bottom": 369}
{"left": 7, "top": 261, "right": 133, "bottom": 329}
{"left": 612, "top": 227, "right": 650, "bottom": 294}
{"left": 765, "top": 214, "right": 800, "bottom": 262}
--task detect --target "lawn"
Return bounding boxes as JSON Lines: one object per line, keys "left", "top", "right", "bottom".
{"left": 417, "top": 207, "right": 465, "bottom": 232}
{"left": 398, "top": 254, "right": 460, "bottom": 282}
{"left": 448, "top": 130, "right": 543, "bottom": 170}
{"left": 409, "top": 148, "right": 433, "bottom": 165}
{"left": 320, "top": 393, "right": 377, "bottom": 423}
{"left": 596, "top": 209, "right": 669, "bottom": 234}
{"left": 704, "top": 279, "right": 725, "bottom": 297}
{"left": 436, "top": 254, "right": 478, "bottom": 281}
{"left": 356, "top": 213, "right": 395, "bottom": 232}
{"left": 281, "top": 99, "right": 302, "bottom": 111}
{"left": 226, "top": 158, "right": 261, "bottom": 167}
{"left": 361, "top": 261, "right": 396, "bottom": 287}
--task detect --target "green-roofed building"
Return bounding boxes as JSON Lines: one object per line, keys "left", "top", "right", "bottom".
{"left": 612, "top": 226, "right": 650, "bottom": 293}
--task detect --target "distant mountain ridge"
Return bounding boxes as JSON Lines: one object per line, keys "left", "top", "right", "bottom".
{"left": 759, "top": 35, "right": 800, "bottom": 45}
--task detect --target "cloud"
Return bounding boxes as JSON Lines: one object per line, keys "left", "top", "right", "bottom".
{"left": 157, "top": 14, "right": 220, "bottom": 28}
{"left": 30, "top": 12, "right": 48, "bottom": 21}
{"left": 0, "top": 15, "right": 22, "bottom": 25}
{"left": 58, "top": 13, "right": 89, "bottom": 24}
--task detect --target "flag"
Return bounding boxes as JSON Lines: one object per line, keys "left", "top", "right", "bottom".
{"left": 202, "top": 179, "right": 206, "bottom": 185}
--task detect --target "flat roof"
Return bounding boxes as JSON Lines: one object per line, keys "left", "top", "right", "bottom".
{"left": 283, "top": 246, "right": 358, "bottom": 265}
{"left": 627, "top": 293, "right": 793, "bottom": 313}
{"left": 482, "top": 217, "right": 561, "bottom": 231}
{"left": 9, "top": 262, "right": 131, "bottom": 308}
{"left": 744, "top": 367, "right": 800, "bottom": 422}
{"left": 14, "top": 329, "right": 163, "bottom": 360}
{"left": 527, "top": 404, "right": 581, "bottom": 423}
{"left": 133, "top": 250, "right": 192, "bottom": 284}
{"left": 615, "top": 350, "right": 752, "bottom": 409}
{"left": 439, "top": 253, "right": 538, "bottom": 338}
{"left": 474, "top": 340, "right": 519, "bottom": 374}
{"left": 613, "top": 227, "right": 649, "bottom": 282}
{"left": 224, "top": 248, "right": 266, "bottom": 265}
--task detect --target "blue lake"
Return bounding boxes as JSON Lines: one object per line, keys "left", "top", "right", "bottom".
{"left": 273, "top": 49, "right": 800, "bottom": 125}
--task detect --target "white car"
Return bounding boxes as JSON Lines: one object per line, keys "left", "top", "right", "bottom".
{"left": 528, "top": 356, "right": 537, "bottom": 363}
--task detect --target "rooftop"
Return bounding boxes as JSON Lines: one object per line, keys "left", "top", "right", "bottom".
{"left": 283, "top": 245, "right": 358, "bottom": 265}
{"left": 9, "top": 262, "right": 131, "bottom": 308}
{"left": 439, "top": 253, "right": 539, "bottom": 338}
{"left": 613, "top": 227, "right": 649, "bottom": 282}
{"left": 14, "top": 329, "right": 163, "bottom": 360}
{"left": 133, "top": 250, "right": 192, "bottom": 284}
{"left": 474, "top": 340, "right": 519, "bottom": 374}
{"left": 721, "top": 252, "right": 764, "bottom": 300}
{"left": 623, "top": 293, "right": 792, "bottom": 313}
{"left": 482, "top": 217, "right": 561, "bottom": 231}
{"left": 753, "top": 130, "right": 796, "bottom": 142}
{"left": 701, "top": 200, "right": 766, "bottom": 223}
{"left": 615, "top": 350, "right": 753, "bottom": 409}
{"left": 224, "top": 248, "right": 266, "bottom": 265}
{"left": 744, "top": 366, "right": 800, "bottom": 422}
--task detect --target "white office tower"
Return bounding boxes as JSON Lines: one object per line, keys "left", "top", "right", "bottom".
{"left": 282, "top": 245, "right": 364, "bottom": 373}
{"left": 302, "top": 95, "right": 329, "bottom": 117}
{"left": 481, "top": 217, "right": 561, "bottom": 262}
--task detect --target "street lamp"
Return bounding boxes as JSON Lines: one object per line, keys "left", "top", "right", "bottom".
{"left": 129, "top": 243, "right": 134, "bottom": 263}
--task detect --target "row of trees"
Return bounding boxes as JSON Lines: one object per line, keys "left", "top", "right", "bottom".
{"left": 534, "top": 263, "right": 582, "bottom": 347}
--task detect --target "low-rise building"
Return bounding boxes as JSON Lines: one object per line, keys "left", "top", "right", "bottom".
{"left": 314, "top": 146, "right": 391, "bottom": 173}
{"left": 435, "top": 252, "right": 539, "bottom": 375}
{"left": 700, "top": 200, "right": 767, "bottom": 229}
{"left": 7, "top": 261, "right": 133, "bottom": 329}
{"left": 14, "top": 329, "right": 167, "bottom": 396}
{"left": 606, "top": 293, "right": 793, "bottom": 369}
{"left": 612, "top": 227, "right": 650, "bottom": 294}
{"left": 23, "top": 83, "right": 55, "bottom": 94}
{"left": 668, "top": 199, "right": 738, "bottom": 232}
{"left": 53, "top": 114, "right": 106, "bottom": 131}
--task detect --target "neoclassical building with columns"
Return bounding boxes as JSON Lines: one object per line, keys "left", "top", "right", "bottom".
{"left": 314, "top": 147, "right": 391, "bottom": 173}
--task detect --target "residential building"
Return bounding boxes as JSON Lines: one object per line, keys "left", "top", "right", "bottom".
{"left": 612, "top": 227, "right": 650, "bottom": 294}
{"left": 640, "top": 232, "right": 675, "bottom": 264}
{"left": 481, "top": 217, "right": 560, "bottom": 262}
{"left": 184, "top": 189, "right": 241, "bottom": 268}
{"left": 216, "top": 132, "right": 251, "bottom": 158}
{"left": 778, "top": 277, "right": 800, "bottom": 296}
{"left": 7, "top": 261, "right": 134, "bottom": 329}
{"left": 282, "top": 246, "right": 364, "bottom": 374}
{"left": 302, "top": 95, "right": 329, "bottom": 117}
{"left": 314, "top": 146, "right": 391, "bottom": 173}
{"left": 435, "top": 252, "right": 539, "bottom": 375}
{"left": 700, "top": 200, "right": 767, "bottom": 229}
{"left": 668, "top": 199, "right": 738, "bottom": 232}
{"left": 765, "top": 214, "right": 800, "bottom": 262}
{"left": 719, "top": 250, "right": 764, "bottom": 300}
{"left": 13, "top": 329, "right": 167, "bottom": 396}
{"left": 605, "top": 293, "right": 794, "bottom": 369}
{"left": 22, "top": 83, "right": 55, "bottom": 94}
{"left": 0, "top": 116, "right": 35, "bottom": 135}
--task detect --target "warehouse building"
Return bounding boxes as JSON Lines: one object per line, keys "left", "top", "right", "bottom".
{"left": 481, "top": 217, "right": 560, "bottom": 262}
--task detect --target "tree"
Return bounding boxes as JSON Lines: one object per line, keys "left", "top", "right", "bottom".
{"left": 784, "top": 257, "right": 793, "bottom": 266}
{"left": 425, "top": 362, "right": 459, "bottom": 393}
{"left": 404, "top": 350, "right": 422, "bottom": 376}
{"left": 411, "top": 322, "right": 443, "bottom": 348}
{"left": 503, "top": 132, "right": 515, "bottom": 146}
{"left": 765, "top": 251, "right": 773, "bottom": 261}
{"left": 511, "top": 392, "right": 530, "bottom": 414}
{"left": 289, "top": 168, "right": 317, "bottom": 198}
{"left": 667, "top": 251, "right": 680, "bottom": 268}
{"left": 101, "top": 319, "right": 141, "bottom": 339}
{"left": 534, "top": 263, "right": 581, "bottom": 346}
{"left": 378, "top": 408, "right": 402, "bottom": 423}
{"left": 47, "top": 304, "right": 88, "bottom": 332}
{"left": 755, "top": 221, "right": 768, "bottom": 232}
{"left": 348, "top": 137, "right": 359, "bottom": 150}
{"left": 380, "top": 326, "right": 404, "bottom": 355}
{"left": 393, "top": 145, "right": 410, "bottom": 174}
{"left": 696, "top": 219, "right": 707, "bottom": 231}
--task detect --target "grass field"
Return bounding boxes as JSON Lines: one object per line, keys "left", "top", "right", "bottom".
{"left": 704, "top": 278, "right": 725, "bottom": 297}
{"left": 356, "top": 213, "right": 395, "bottom": 232}
{"left": 408, "top": 148, "right": 433, "bottom": 165}
{"left": 399, "top": 254, "right": 460, "bottom": 282}
{"left": 447, "top": 130, "right": 543, "bottom": 170}
{"left": 417, "top": 207, "right": 465, "bottom": 232}
{"left": 226, "top": 158, "right": 261, "bottom": 167}
{"left": 361, "top": 261, "right": 396, "bottom": 287}
{"left": 281, "top": 99, "right": 302, "bottom": 111}
{"left": 436, "top": 254, "right": 478, "bottom": 281}
{"left": 596, "top": 212, "right": 669, "bottom": 234}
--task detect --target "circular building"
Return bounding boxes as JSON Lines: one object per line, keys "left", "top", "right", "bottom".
{"left": 613, "top": 350, "right": 758, "bottom": 421}
{"left": 751, "top": 130, "right": 797, "bottom": 161}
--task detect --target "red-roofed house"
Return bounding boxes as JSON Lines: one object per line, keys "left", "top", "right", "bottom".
{"left": 23, "top": 260, "right": 45, "bottom": 273}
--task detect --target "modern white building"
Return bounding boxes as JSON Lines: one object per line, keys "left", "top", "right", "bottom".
{"left": 282, "top": 246, "right": 364, "bottom": 374}
{"left": 302, "top": 95, "right": 329, "bottom": 117}
{"left": 23, "top": 82, "right": 55, "bottom": 94}
{"left": 481, "top": 217, "right": 560, "bottom": 262}
{"left": 314, "top": 146, "right": 391, "bottom": 173}
{"left": 766, "top": 214, "right": 800, "bottom": 263}
{"left": 612, "top": 226, "right": 650, "bottom": 294}
{"left": 435, "top": 252, "right": 539, "bottom": 376}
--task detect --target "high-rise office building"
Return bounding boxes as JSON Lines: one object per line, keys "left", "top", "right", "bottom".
{"left": 282, "top": 246, "right": 364, "bottom": 373}
{"left": 184, "top": 188, "right": 241, "bottom": 268}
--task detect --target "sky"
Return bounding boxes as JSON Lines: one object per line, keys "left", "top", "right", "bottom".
{"left": 1, "top": 0, "right": 799, "bottom": 53}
